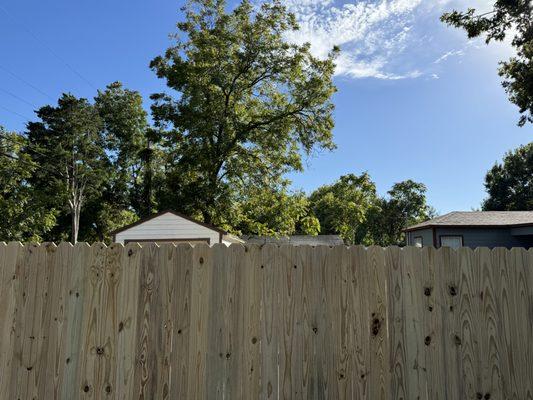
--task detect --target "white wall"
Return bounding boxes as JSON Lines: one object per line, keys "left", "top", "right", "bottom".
{"left": 114, "top": 212, "right": 221, "bottom": 244}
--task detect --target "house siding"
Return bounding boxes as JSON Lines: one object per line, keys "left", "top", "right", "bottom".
{"left": 407, "top": 228, "right": 434, "bottom": 247}
{"left": 408, "top": 226, "right": 533, "bottom": 249}
{"left": 114, "top": 212, "right": 221, "bottom": 244}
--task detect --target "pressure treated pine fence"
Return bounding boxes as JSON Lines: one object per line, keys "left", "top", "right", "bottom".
{"left": 0, "top": 242, "right": 532, "bottom": 399}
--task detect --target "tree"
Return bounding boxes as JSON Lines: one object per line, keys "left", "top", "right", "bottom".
{"left": 0, "top": 128, "right": 56, "bottom": 241}
{"left": 227, "top": 179, "right": 320, "bottom": 236}
{"left": 368, "top": 180, "right": 435, "bottom": 246}
{"left": 308, "top": 173, "right": 379, "bottom": 244}
{"left": 95, "top": 82, "right": 156, "bottom": 217}
{"left": 441, "top": 1, "right": 533, "bottom": 126}
{"left": 482, "top": 142, "right": 533, "bottom": 210}
{"left": 150, "top": 0, "right": 338, "bottom": 225}
{"left": 26, "top": 94, "right": 109, "bottom": 243}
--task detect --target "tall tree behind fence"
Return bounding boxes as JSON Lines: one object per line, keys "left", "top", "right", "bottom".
{"left": 0, "top": 242, "right": 532, "bottom": 399}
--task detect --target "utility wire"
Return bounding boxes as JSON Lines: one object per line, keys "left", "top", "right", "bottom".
{"left": 0, "top": 64, "right": 55, "bottom": 101}
{"left": 0, "top": 87, "right": 37, "bottom": 108}
{"left": 0, "top": 105, "right": 32, "bottom": 120}
{"left": 0, "top": 132, "right": 52, "bottom": 160}
{"left": 0, "top": 151, "right": 66, "bottom": 180}
{"left": 0, "top": 4, "right": 97, "bottom": 90}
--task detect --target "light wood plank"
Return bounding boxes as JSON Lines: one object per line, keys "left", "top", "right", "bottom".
{"left": 115, "top": 242, "right": 142, "bottom": 399}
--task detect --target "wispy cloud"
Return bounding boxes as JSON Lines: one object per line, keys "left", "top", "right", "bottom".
{"left": 281, "top": 0, "right": 494, "bottom": 80}
{"left": 433, "top": 49, "right": 465, "bottom": 64}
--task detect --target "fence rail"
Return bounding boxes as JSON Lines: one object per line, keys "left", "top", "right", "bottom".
{"left": 0, "top": 242, "right": 532, "bottom": 399}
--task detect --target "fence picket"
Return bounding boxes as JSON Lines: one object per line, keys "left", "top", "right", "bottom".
{"left": 0, "top": 243, "right": 530, "bottom": 399}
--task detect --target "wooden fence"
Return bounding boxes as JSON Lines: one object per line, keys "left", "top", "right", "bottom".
{"left": 0, "top": 242, "right": 532, "bottom": 399}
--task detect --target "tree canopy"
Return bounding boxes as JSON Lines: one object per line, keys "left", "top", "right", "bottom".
{"left": 0, "top": 127, "right": 56, "bottom": 241}
{"left": 482, "top": 142, "right": 533, "bottom": 211}
{"left": 150, "top": 0, "right": 338, "bottom": 225}
{"left": 367, "top": 180, "right": 436, "bottom": 246}
{"left": 309, "top": 173, "right": 378, "bottom": 244}
{"left": 441, "top": 0, "right": 533, "bottom": 126}
{"left": 308, "top": 174, "right": 434, "bottom": 245}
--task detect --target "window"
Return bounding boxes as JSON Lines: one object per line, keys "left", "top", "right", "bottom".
{"left": 440, "top": 235, "right": 463, "bottom": 249}
{"left": 413, "top": 236, "right": 423, "bottom": 248}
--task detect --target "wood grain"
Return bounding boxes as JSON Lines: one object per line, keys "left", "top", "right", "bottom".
{"left": 0, "top": 242, "right": 531, "bottom": 399}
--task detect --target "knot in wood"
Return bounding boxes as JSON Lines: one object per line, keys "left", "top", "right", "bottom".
{"left": 424, "top": 336, "right": 431, "bottom": 346}
{"left": 96, "top": 347, "right": 104, "bottom": 355}
{"left": 448, "top": 285, "right": 457, "bottom": 296}
{"left": 424, "top": 287, "right": 432, "bottom": 296}
{"left": 371, "top": 318, "right": 381, "bottom": 336}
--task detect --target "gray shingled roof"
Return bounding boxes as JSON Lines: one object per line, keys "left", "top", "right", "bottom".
{"left": 242, "top": 235, "right": 344, "bottom": 246}
{"left": 406, "top": 211, "right": 533, "bottom": 231}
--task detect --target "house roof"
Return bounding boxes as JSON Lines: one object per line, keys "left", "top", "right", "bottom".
{"left": 405, "top": 211, "right": 533, "bottom": 232}
{"left": 242, "top": 235, "right": 344, "bottom": 246}
{"left": 110, "top": 210, "right": 228, "bottom": 236}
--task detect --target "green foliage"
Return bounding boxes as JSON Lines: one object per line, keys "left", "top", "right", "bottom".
{"left": 95, "top": 82, "right": 150, "bottom": 215}
{"left": 9, "top": 84, "right": 154, "bottom": 244}
{"left": 441, "top": 1, "right": 533, "bottom": 126}
{"left": 368, "top": 180, "right": 435, "bottom": 246}
{"left": 83, "top": 203, "right": 139, "bottom": 243}
{"left": 309, "top": 173, "right": 379, "bottom": 244}
{"left": 224, "top": 179, "right": 319, "bottom": 236}
{"left": 150, "top": 0, "right": 338, "bottom": 223}
{"left": 0, "top": 128, "right": 56, "bottom": 241}
{"left": 309, "top": 174, "right": 434, "bottom": 245}
{"left": 26, "top": 94, "right": 109, "bottom": 243}
{"left": 482, "top": 142, "right": 533, "bottom": 210}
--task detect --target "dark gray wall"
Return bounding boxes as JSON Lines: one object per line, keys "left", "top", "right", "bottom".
{"left": 406, "top": 228, "right": 433, "bottom": 247}
{"left": 408, "top": 226, "right": 533, "bottom": 249}
{"left": 436, "top": 227, "right": 532, "bottom": 249}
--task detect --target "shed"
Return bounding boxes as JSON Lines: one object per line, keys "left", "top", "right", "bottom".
{"left": 111, "top": 210, "right": 244, "bottom": 245}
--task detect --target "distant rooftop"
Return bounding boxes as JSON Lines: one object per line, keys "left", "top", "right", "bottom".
{"left": 242, "top": 235, "right": 344, "bottom": 246}
{"left": 405, "top": 211, "right": 533, "bottom": 231}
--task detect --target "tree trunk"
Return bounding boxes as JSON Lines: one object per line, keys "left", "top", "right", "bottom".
{"left": 70, "top": 201, "right": 82, "bottom": 244}
{"left": 71, "top": 207, "right": 79, "bottom": 244}
{"left": 140, "top": 140, "right": 154, "bottom": 218}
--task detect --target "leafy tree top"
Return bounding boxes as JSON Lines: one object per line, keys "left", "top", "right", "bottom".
{"left": 150, "top": 0, "right": 338, "bottom": 223}
{"left": 482, "top": 142, "right": 533, "bottom": 211}
{"left": 441, "top": 0, "right": 533, "bottom": 126}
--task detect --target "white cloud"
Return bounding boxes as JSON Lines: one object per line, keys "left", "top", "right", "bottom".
{"left": 280, "top": 0, "right": 495, "bottom": 80}
{"left": 433, "top": 49, "right": 465, "bottom": 64}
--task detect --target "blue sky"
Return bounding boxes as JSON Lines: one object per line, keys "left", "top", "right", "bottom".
{"left": 0, "top": 0, "right": 530, "bottom": 214}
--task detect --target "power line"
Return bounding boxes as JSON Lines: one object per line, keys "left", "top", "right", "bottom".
{"left": 0, "top": 87, "right": 37, "bottom": 108}
{"left": 0, "top": 4, "right": 97, "bottom": 90}
{"left": 0, "top": 105, "right": 32, "bottom": 121}
{"left": 0, "top": 64, "right": 55, "bottom": 101}
{"left": 0, "top": 133, "right": 49, "bottom": 158}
